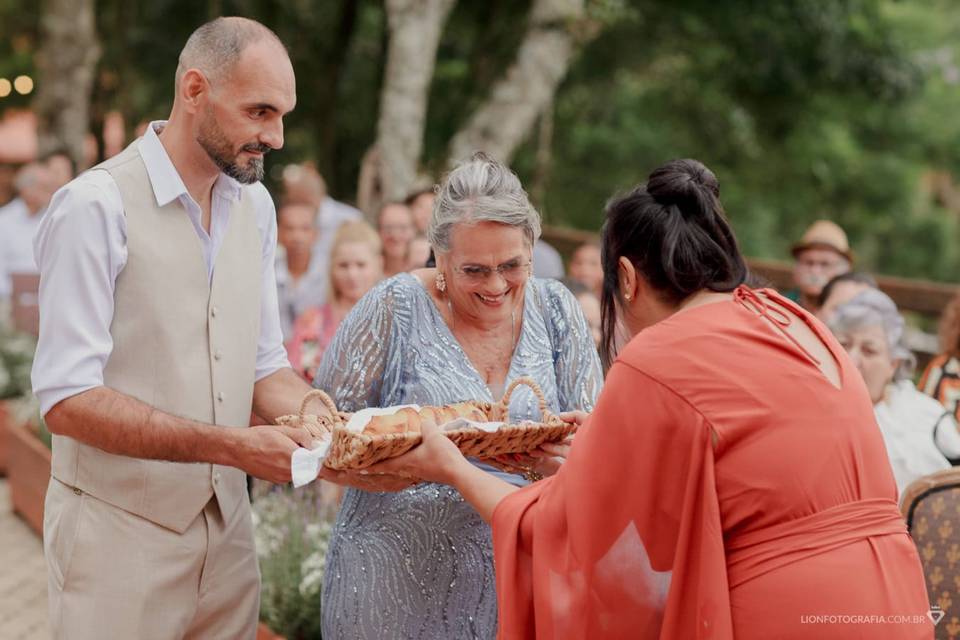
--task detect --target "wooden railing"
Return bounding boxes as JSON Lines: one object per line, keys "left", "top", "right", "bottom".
{"left": 747, "top": 258, "right": 959, "bottom": 319}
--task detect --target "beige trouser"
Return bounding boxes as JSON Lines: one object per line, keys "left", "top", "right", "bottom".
{"left": 44, "top": 477, "right": 260, "bottom": 640}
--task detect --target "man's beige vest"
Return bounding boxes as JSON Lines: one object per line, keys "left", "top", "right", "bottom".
{"left": 51, "top": 141, "right": 262, "bottom": 533}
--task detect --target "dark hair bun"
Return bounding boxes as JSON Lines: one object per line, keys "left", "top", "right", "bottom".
{"left": 598, "top": 158, "right": 747, "bottom": 368}
{"left": 646, "top": 159, "right": 719, "bottom": 217}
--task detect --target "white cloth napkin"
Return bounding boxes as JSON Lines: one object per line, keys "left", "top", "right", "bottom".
{"left": 442, "top": 418, "right": 507, "bottom": 433}
{"left": 289, "top": 404, "right": 422, "bottom": 487}
{"left": 291, "top": 438, "right": 332, "bottom": 488}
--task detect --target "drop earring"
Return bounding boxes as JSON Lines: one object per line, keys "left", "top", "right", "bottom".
{"left": 435, "top": 271, "right": 447, "bottom": 293}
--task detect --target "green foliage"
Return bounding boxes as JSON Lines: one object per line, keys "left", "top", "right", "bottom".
{"left": 253, "top": 483, "right": 336, "bottom": 640}
{"left": 2, "top": 0, "right": 959, "bottom": 281}
{"left": 0, "top": 0, "right": 39, "bottom": 110}
{"left": 511, "top": 0, "right": 960, "bottom": 281}
{"left": 0, "top": 328, "right": 36, "bottom": 400}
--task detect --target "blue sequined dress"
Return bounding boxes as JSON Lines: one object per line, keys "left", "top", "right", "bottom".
{"left": 316, "top": 273, "right": 602, "bottom": 639}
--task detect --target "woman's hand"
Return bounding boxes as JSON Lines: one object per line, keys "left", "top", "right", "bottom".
{"left": 355, "top": 419, "right": 471, "bottom": 485}
{"left": 558, "top": 410, "right": 590, "bottom": 428}
{"left": 502, "top": 411, "right": 587, "bottom": 480}
{"left": 528, "top": 436, "right": 574, "bottom": 477}
{"left": 486, "top": 434, "right": 574, "bottom": 480}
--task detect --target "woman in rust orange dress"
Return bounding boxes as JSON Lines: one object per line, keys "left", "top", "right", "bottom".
{"left": 351, "top": 159, "right": 933, "bottom": 639}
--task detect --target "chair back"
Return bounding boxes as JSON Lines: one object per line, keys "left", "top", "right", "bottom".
{"left": 902, "top": 468, "right": 960, "bottom": 636}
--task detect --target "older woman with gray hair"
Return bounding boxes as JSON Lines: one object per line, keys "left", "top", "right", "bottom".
{"left": 829, "top": 288, "right": 960, "bottom": 495}
{"left": 314, "top": 152, "right": 602, "bottom": 639}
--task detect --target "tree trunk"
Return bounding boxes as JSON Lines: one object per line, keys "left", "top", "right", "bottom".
{"left": 375, "top": 0, "right": 457, "bottom": 203}
{"left": 33, "top": 0, "right": 100, "bottom": 169}
{"left": 447, "top": 0, "right": 584, "bottom": 166}
{"left": 530, "top": 103, "right": 554, "bottom": 218}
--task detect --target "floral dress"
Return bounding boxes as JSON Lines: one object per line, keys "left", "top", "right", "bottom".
{"left": 286, "top": 303, "right": 339, "bottom": 382}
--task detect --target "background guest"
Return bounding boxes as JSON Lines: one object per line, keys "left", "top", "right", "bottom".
{"left": 576, "top": 289, "right": 601, "bottom": 350}
{"left": 561, "top": 278, "right": 601, "bottom": 349}
{"left": 0, "top": 163, "right": 17, "bottom": 207}
{"left": 282, "top": 162, "right": 361, "bottom": 280}
{"left": 286, "top": 220, "right": 382, "bottom": 382}
{"left": 316, "top": 170, "right": 362, "bottom": 256}
{"left": 816, "top": 271, "right": 878, "bottom": 322}
{"left": 378, "top": 200, "right": 415, "bottom": 277}
{"left": 275, "top": 201, "right": 328, "bottom": 340}
{"left": 0, "top": 162, "right": 53, "bottom": 301}
{"left": 829, "top": 288, "right": 960, "bottom": 494}
{"left": 407, "top": 234, "right": 431, "bottom": 271}
{"left": 532, "top": 238, "right": 565, "bottom": 280}
{"left": 406, "top": 185, "right": 435, "bottom": 235}
{"left": 568, "top": 240, "right": 603, "bottom": 298}
{"left": 920, "top": 291, "right": 960, "bottom": 422}
{"left": 42, "top": 149, "right": 77, "bottom": 191}
{"left": 787, "top": 219, "right": 852, "bottom": 313}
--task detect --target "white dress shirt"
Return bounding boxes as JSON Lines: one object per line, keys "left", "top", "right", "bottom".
{"left": 0, "top": 197, "right": 44, "bottom": 298}
{"left": 31, "top": 121, "right": 290, "bottom": 416}
{"left": 310, "top": 196, "right": 361, "bottom": 275}
{"left": 0, "top": 196, "right": 27, "bottom": 218}
{"left": 274, "top": 249, "right": 328, "bottom": 340}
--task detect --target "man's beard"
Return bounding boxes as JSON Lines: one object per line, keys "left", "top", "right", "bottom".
{"left": 197, "top": 109, "right": 269, "bottom": 184}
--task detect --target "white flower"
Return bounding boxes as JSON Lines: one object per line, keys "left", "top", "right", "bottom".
{"left": 298, "top": 550, "right": 327, "bottom": 597}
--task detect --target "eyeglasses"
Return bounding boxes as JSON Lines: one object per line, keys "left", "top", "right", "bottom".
{"left": 453, "top": 260, "right": 532, "bottom": 282}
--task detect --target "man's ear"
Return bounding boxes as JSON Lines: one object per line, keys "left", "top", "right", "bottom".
{"left": 178, "top": 69, "right": 209, "bottom": 114}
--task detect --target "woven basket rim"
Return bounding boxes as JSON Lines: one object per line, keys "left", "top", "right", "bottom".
{"left": 289, "top": 376, "right": 570, "bottom": 470}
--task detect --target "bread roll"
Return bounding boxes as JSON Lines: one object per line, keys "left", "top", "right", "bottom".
{"left": 363, "top": 407, "right": 421, "bottom": 436}
{"left": 447, "top": 402, "right": 488, "bottom": 422}
{"left": 419, "top": 406, "right": 449, "bottom": 429}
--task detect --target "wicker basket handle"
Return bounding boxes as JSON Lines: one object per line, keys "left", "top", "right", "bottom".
{"left": 298, "top": 389, "right": 340, "bottom": 422}
{"left": 497, "top": 376, "right": 551, "bottom": 422}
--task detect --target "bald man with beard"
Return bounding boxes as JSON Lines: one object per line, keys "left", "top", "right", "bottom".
{"left": 31, "top": 17, "right": 329, "bottom": 639}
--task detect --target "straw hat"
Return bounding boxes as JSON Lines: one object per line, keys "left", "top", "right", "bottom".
{"left": 791, "top": 220, "right": 853, "bottom": 262}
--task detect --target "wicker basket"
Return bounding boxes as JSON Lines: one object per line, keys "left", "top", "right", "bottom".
{"left": 444, "top": 378, "right": 575, "bottom": 459}
{"left": 274, "top": 389, "right": 343, "bottom": 435}
{"left": 319, "top": 377, "right": 577, "bottom": 471}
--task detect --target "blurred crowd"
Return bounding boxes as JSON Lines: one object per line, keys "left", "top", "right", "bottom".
{"left": 2, "top": 157, "right": 960, "bottom": 502}
{"left": 787, "top": 218, "right": 960, "bottom": 495}
{"left": 270, "top": 163, "right": 607, "bottom": 382}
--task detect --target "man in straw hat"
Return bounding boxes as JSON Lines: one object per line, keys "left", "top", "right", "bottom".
{"left": 788, "top": 219, "right": 853, "bottom": 313}
{"left": 30, "top": 17, "right": 335, "bottom": 639}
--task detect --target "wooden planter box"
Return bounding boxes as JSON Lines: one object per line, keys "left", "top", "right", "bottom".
{"left": 7, "top": 419, "right": 51, "bottom": 536}
{"left": 0, "top": 400, "right": 9, "bottom": 476}
{"left": 256, "top": 621, "right": 285, "bottom": 640}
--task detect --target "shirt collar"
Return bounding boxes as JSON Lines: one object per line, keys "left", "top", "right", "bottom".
{"left": 138, "top": 120, "right": 243, "bottom": 208}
